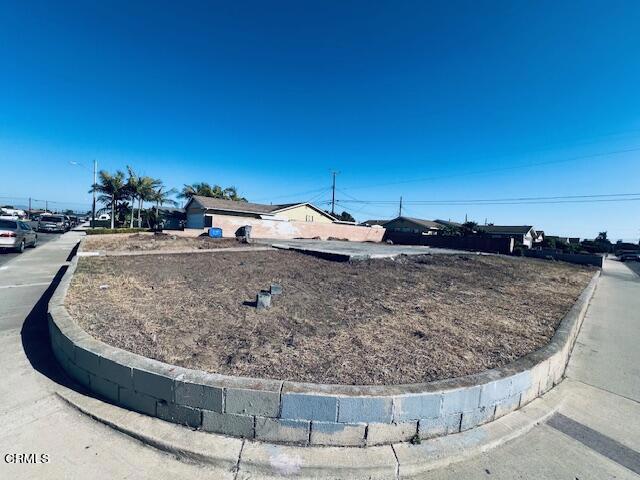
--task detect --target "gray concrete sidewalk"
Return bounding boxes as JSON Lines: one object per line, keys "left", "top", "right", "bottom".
{"left": 428, "top": 258, "right": 640, "bottom": 479}
{"left": 0, "top": 231, "right": 229, "bottom": 479}
{"left": 1, "top": 235, "right": 638, "bottom": 479}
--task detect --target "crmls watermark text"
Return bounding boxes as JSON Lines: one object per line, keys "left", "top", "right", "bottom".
{"left": 4, "top": 453, "right": 49, "bottom": 464}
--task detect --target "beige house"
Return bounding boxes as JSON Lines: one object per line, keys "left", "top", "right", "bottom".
{"left": 184, "top": 196, "right": 336, "bottom": 229}
{"left": 271, "top": 203, "right": 335, "bottom": 224}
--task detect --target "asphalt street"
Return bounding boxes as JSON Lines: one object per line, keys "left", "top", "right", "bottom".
{"left": 0, "top": 232, "right": 61, "bottom": 267}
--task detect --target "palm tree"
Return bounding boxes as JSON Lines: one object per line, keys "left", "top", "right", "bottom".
{"left": 150, "top": 185, "right": 178, "bottom": 219}
{"left": 125, "top": 166, "right": 139, "bottom": 228}
{"left": 90, "top": 170, "right": 126, "bottom": 229}
{"left": 178, "top": 182, "right": 214, "bottom": 199}
{"left": 223, "top": 186, "right": 247, "bottom": 202}
{"left": 179, "top": 182, "right": 246, "bottom": 201}
{"left": 135, "top": 176, "right": 161, "bottom": 227}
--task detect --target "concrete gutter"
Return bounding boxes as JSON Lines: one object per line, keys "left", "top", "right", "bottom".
{"left": 56, "top": 381, "right": 565, "bottom": 479}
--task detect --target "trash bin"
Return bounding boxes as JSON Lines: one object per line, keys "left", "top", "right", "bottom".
{"left": 208, "top": 227, "right": 223, "bottom": 238}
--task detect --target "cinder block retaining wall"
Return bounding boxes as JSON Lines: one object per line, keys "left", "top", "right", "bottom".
{"left": 48, "top": 258, "right": 599, "bottom": 446}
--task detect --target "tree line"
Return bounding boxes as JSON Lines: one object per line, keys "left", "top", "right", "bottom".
{"left": 90, "top": 168, "right": 246, "bottom": 229}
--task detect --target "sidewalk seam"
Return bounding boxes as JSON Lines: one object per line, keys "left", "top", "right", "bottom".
{"left": 390, "top": 443, "right": 400, "bottom": 480}
{"left": 566, "top": 378, "right": 640, "bottom": 406}
{"left": 233, "top": 439, "right": 245, "bottom": 480}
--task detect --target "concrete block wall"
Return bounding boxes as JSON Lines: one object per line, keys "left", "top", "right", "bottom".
{"left": 172, "top": 214, "right": 386, "bottom": 242}
{"left": 48, "top": 257, "right": 600, "bottom": 447}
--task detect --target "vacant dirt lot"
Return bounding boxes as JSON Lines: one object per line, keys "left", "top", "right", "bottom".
{"left": 83, "top": 232, "right": 256, "bottom": 252}
{"left": 66, "top": 251, "right": 594, "bottom": 385}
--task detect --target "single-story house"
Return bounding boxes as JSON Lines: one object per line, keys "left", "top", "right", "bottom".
{"left": 361, "top": 219, "right": 389, "bottom": 227}
{"left": 478, "top": 225, "right": 540, "bottom": 248}
{"left": 184, "top": 196, "right": 336, "bottom": 229}
{"left": 433, "top": 219, "right": 462, "bottom": 229}
{"left": 382, "top": 216, "right": 442, "bottom": 235}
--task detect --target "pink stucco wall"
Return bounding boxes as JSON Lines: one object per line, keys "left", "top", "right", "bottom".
{"left": 174, "top": 214, "right": 385, "bottom": 242}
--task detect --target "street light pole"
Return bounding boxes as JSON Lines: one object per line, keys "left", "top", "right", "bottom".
{"left": 70, "top": 159, "right": 97, "bottom": 228}
{"left": 331, "top": 171, "right": 338, "bottom": 216}
{"left": 92, "top": 159, "right": 97, "bottom": 229}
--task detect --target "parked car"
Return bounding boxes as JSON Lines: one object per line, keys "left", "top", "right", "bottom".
{"left": 619, "top": 251, "right": 640, "bottom": 262}
{"left": 38, "top": 215, "right": 67, "bottom": 233}
{"left": 0, "top": 219, "right": 38, "bottom": 253}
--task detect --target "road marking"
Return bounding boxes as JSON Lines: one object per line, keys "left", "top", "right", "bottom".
{"left": 0, "top": 282, "right": 51, "bottom": 290}
{"left": 547, "top": 412, "right": 640, "bottom": 475}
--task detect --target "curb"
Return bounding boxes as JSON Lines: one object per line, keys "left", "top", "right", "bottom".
{"left": 56, "top": 381, "right": 565, "bottom": 479}
{"left": 48, "top": 253, "right": 600, "bottom": 446}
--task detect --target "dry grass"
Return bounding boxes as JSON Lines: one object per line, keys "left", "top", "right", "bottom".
{"left": 66, "top": 250, "right": 594, "bottom": 385}
{"left": 83, "top": 232, "right": 256, "bottom": 252}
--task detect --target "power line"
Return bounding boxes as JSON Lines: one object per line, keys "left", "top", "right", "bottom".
{"left": 339, "top": 145, "right": 640, "bottom": 191}
{"left": 331, "top": 171, "right": 339, "bottom": 215}
{"left": 334, "top": 192, "right": 640, "bottom": 206}
{"left": 252, "top": 186, "right": 331, "bottom": 202}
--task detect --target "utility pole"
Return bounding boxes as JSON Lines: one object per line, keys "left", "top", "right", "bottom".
{"left": 92, "top": 159, "right": 97, "bottom": 229}
{"left": 28, "top": 197, "right": 31, "bottom": 219}
{"left": 399, "top": 196, "right": 403, "bottom": 217}
{"left": 45, "top": 200, "right": 48, "bottom": 213}
{"left": 331, "top": 171, "right": 338, "bottom": 216}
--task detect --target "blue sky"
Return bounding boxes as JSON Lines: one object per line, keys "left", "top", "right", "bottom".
{"left": 1, "top": 1, "right": 639, "bottom": 240}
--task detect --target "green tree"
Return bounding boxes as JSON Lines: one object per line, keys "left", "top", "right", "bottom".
{"left": 179, "top": 182, "right": 247, "bottom": 201}
{"left": 222, "top": 186, "right": 247, "bottom": 202}
{"left": 150, "top": 185, "right": 179, "bottom": 227}
{"left": 460, "top": 221, "right": 479, "bottom": 236}
{"left": 324, "top": 210, "right": 355, "bottom": 222}
{"left": 90, "top": 170, "right": 126, "bottom": 229}
{"left": 125, "top": 166, "right": 140, "bottom": 228}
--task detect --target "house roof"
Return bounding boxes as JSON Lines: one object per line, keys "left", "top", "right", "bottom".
{"left": 362, "top": 219, "right": 389, "bottom": 226}
{"left": 272, "top": 202, "right": 337, "bottom": 221}
{"left": 187, "top": 196, "right": 283, "bottom": 214}
{"left": 185, "top": 196, "right": 336, "bottom": 220}
{"left": 479, "top": 225, "right": 535, "bottom": 235}
{"left": 157, "top": 207, "right": 185, "bottom": 213}
{"left": 386, "top": 216, "right": 442, "bottom": 229}
{"left": 433, "top": 219, "right": 463, "bottom": 228}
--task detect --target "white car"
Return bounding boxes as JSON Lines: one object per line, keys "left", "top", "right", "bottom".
{"left": 0, "top": 219, "right": 38, "bottom": 253}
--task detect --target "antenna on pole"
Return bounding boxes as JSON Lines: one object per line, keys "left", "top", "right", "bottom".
{"left": 331, "top": 171, "right": 338, "bottom": 215}
{"left": 399, "top": 196, "right": 403, "bottom": 217}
